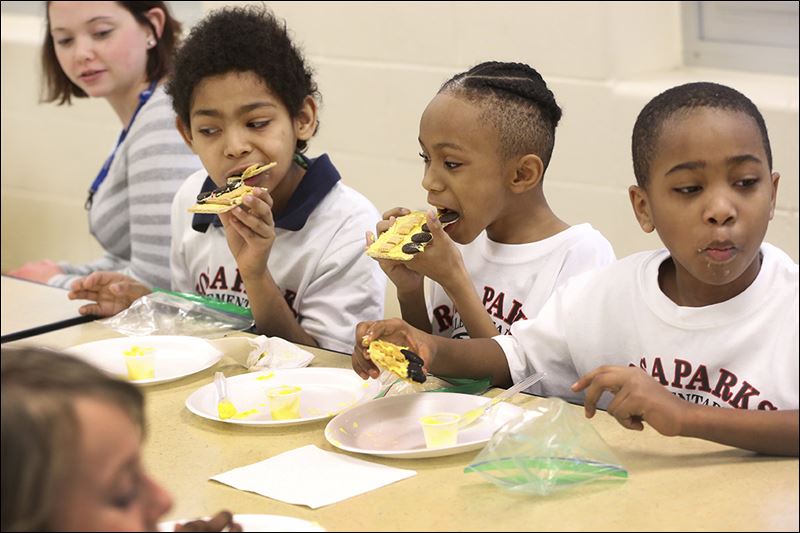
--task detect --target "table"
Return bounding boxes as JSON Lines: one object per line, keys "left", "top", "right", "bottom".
{"left": 0, "top": 275, "right": 95, "bottom": 342}
{"left": 8, "top": 323, "right": 799, "bottom": 531}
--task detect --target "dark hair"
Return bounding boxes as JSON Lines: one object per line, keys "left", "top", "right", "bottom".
{"left": 1, "top": 347, "right": 144, "bottom": 532}
{"left": 166, "top": 5, "right": 320, "bottom": 153}
{"left": 41, "top": 1, "right": 182, "bottom": 105}
{"left": 439, "top": 61, "right": 562, "bottom": 172}
{"left": 632, "top": 81, "right": 772, "bottom": 188}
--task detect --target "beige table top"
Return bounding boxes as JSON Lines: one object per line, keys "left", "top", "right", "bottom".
{"left": 1, "top": 275, "right": 94, "bottom": 340}
{"left": 9, "top": 323, "right": 799, "bottom": 532}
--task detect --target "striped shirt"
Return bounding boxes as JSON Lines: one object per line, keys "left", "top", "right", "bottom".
{"left": 49, "top": 84, "right": 202, "bottom": 290}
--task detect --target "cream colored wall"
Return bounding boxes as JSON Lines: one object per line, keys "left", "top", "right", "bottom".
{"left": 2, "top": 2, "right": 798, "bottom": 321}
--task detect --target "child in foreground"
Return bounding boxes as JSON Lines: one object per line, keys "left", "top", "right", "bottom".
{"left": 354, "top": 82, "right": 799, "bottom": 457}
{"left": 1, "top": 347, "right": 240, "bottom": 531}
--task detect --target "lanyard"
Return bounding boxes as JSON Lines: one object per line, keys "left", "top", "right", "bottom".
{"left": 85, "top": 80, "right": 158, "bottom": 210}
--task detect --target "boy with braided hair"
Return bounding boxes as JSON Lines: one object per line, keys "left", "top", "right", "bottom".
{"left": 372, "top": 61, "right": 615, "bottom": 340}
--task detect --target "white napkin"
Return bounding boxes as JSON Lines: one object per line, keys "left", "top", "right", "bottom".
{"left": 246, "top": 336, "right": 315, "bottom": 370}
{"left": 210, "top": 336, "right": 314, "bottom": 371}
{"left": 210, "top": 445, "right": 416, "bottom": 509}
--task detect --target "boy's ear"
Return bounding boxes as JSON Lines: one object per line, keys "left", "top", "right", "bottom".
{"left": 768, "top": 171, "right": 780, "bottom": 220}
{"left": 294, "top": 96, "right": 318, "bottom": 141}
{"left": 175, "top": 118, "right": 195, "bottom": 151}
{"left": 508, "top": 154, "right": 544, "bottom": 194}
{"left": 629, "top": 185, "right": 655, "bottom": 233}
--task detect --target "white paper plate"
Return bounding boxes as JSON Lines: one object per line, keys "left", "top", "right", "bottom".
{"left": 159, "top": 513, "right": 325, "bottom": 532}
{"left": 65, "top": 335, "right": 222, "bottom": 385}
{"left": 185, "top": 368, "right": 381, "bottom": 426}
{"left": 325, "top": 392, "right": 527, "bottom": 459}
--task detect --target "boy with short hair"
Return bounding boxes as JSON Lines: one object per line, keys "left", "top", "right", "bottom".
{"left": 354, "top": 82, "right": 799, "bottom": 456}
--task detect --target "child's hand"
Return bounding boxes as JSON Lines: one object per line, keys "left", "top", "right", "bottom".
{"left": 173, "top": 510, "right": 242, "bottom": 531}
{"left": 572, "top": 365, "right": 687, "bottom": 437}
{"left": 369, "top": 207, "right": 424, "bottom": 294}
{"left": 405, "top": 210, "right": 467, "bottom": 288}
{"left": 352, "top": 318, "right": 435, "bottom": 380}
{"left": 218, "top": 187, "right": 275, "bottom": 280}
{"left": 67, "top": 272, "right": 151, "bottom": 317}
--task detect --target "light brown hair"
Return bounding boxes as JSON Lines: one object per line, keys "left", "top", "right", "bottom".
{"left": 1, "top": 346, "right": 144, "bottom": 531}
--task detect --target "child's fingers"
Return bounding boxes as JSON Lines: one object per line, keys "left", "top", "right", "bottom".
{"left": 608, "top": 395, "right": 645, "bottom": 431}
{"left": 241, "top": 192, "right": 275, "bottom": 226}
{"left": 376, "top": 216, "right": 394, "bottom": 235}
{"left": 231, "top": 205, "right": 274, "bottom": 240}
{"left": 250, "top": 187, "right": 273, "bottom": 209}
{"left": 381, "top": 207, "right": 410, "bottom": 220}
{"left": 572, "top": 367, "right": 603, "bottom": 392}
{"left": 204, "top": 510, "right": 236, "bottom": 532}
{"left": 356, "top": 321, "right": 378, "bottom": 346}
{"left": 78, "top": 303, "right": 102, "bottom": 316}
{"left": 352, "top": 350, "right": 379, "bottom": 379}
{"left": 580, "top": 368, "right": 623, "bottom": 418}
{"left": 418, "top": 210, "right": 450, "bottom": 255}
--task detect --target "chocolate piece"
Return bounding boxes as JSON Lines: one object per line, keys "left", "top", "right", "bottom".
{"left": 407, "top": 364, "right": 426, "bottom": 383}
{"left": 438, "top": 210, "right": 460, "bottom": 224}
{"left": 401, "top": 349, "right": 424, "bottom": 365}
{"left": 401, "top": 243, "right": 422, "bottom": 255}
{"left": 411, "top": 232, "right": 432, "bottom": 244}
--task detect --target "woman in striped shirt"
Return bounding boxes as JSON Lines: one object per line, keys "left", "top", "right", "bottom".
{"left": 8, "top": 1, "right": 202, "bottom": 290}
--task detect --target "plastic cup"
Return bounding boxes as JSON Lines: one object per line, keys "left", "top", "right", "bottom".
{"left": 123, "top": 351, "right": 155, "bottom": 380}
{"left": 266, "top": 385, "right": 302, "bottom": 420}
{"left": 419, "top": 412, "right": 461, "bottom": 448}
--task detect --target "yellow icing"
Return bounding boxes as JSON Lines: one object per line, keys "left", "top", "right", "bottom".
{"left": 232, "top": 408, "right": 258, "bottom": 419}
{"left": 217, "top": 399, "right": 237, "bottom": 419}
{"left": 367, "top": 340, "right": 415, "bottom": 383}
{"left": 122, "top": 345, "right": 153, "bottom": 357}
{"left": 366, "top": 211, "right": 427, "bottom": 261}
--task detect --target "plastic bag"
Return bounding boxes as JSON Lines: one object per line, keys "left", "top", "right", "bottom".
{"left": 379, "top": 371, "right": 491, "bottom": 397}
{"left": 99, "top": 290, "right": 254, "bottom": 338}
{"left": 464, "top": 397, "right": 627, "bottom": 495}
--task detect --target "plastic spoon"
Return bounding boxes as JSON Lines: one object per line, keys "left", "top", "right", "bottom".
{"left": 458, "top": 371, "right": 546, "bottom": 429}
{"left": 214, "top": 371, "right": 237, "bottom": 419}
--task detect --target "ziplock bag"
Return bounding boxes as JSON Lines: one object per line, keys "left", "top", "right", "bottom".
{"left": 99, "top": 289, "right": 254, "bottom": 338}
{"left": 378, "top": 371, "right": 492, "bottom": 397}
{"left": 465, "top": 397, "right": 627, "bottom": 495}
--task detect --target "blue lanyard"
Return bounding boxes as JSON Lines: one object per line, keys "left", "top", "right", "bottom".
{"left": 85, "top": 80, "right": 158, "bottom": 210}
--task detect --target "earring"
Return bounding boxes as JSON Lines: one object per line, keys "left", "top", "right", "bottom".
{"left": 147, "top": 38, "right": 156, "bottom": 48}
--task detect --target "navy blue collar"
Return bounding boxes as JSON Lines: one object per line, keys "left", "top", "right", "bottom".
{"left": 191, "top": 154, "right": 340, "bottom": 233}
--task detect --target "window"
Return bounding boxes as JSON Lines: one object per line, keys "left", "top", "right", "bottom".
{"left": 682, "top": 1, "right": 799, "bottom": 75}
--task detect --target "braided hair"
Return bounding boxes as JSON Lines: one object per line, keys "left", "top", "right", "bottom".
{"left": 632, "top": 82, "right": 772, "bottom": 188}
{"left": 439, "top": 61, "right": 562, "bottom": 172}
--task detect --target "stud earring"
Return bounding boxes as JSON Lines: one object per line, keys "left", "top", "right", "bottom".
{"left": 147, "top": 38, "right": 156, "bottom": 48}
